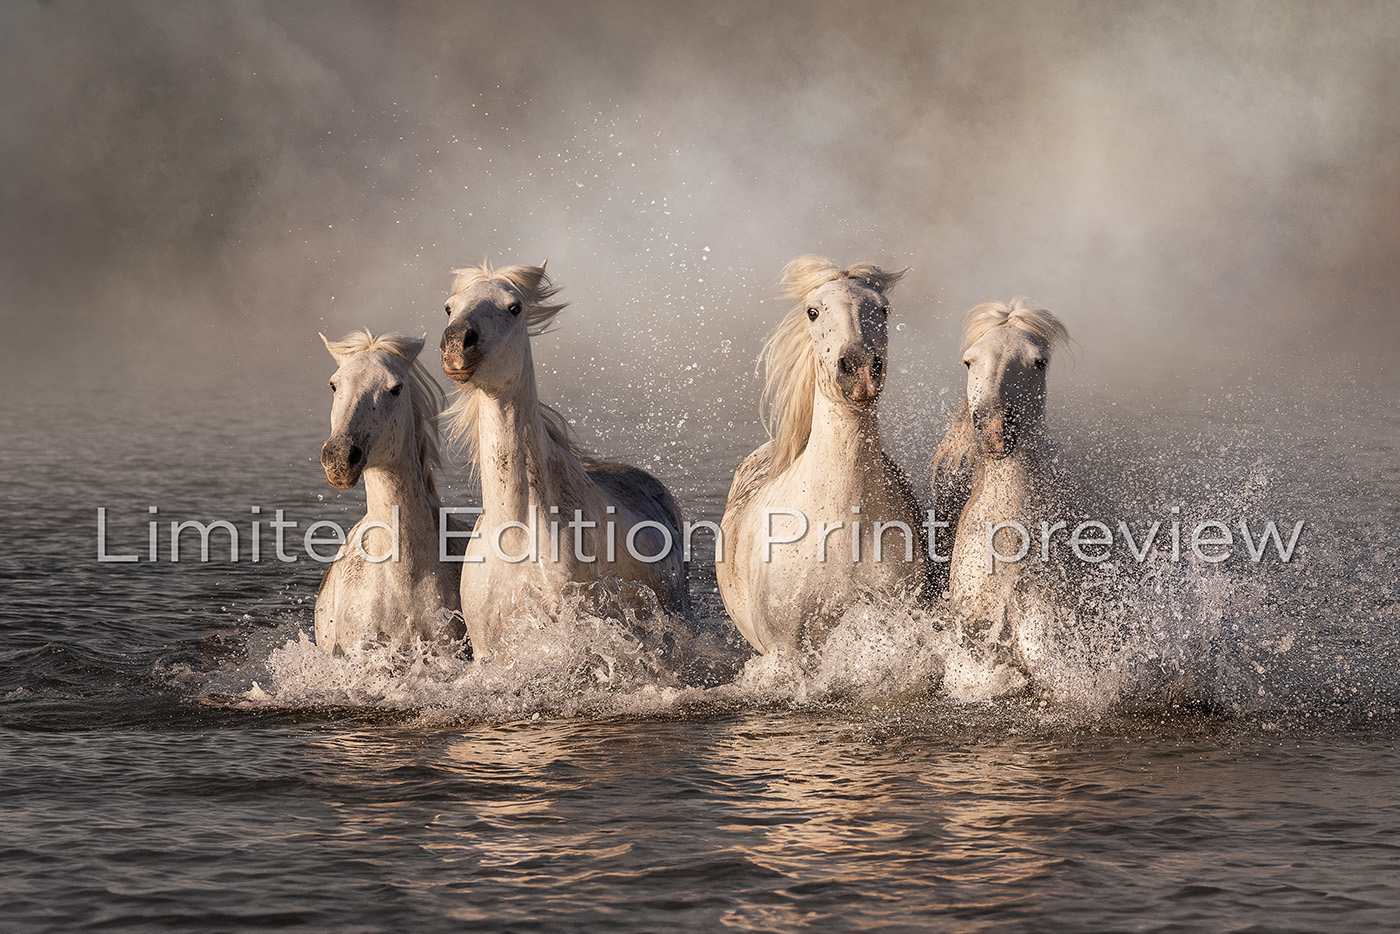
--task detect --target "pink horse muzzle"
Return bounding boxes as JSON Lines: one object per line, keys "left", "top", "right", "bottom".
{"left": 977, "top": 411, "right": 1015, "bottom": 459}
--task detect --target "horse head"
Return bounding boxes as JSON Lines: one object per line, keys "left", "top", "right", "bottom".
{"left": 960, "top": 298, "right": 1069, "bottom": 459}
{"left": 440, "top": 262, "right": 565, "bottom": 392}
{"left": 320, "top": 332, "right": 426, "bottom": 489}
{"left": 782, "top": 256, "right": 905, "bottom": 411}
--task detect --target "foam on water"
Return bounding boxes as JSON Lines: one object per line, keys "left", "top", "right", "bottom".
{"left": 179, "top": 385, "right": 1398, "bottom": 728}
{"left": 198, "top": 541, "right": 1353, "bottom": 726}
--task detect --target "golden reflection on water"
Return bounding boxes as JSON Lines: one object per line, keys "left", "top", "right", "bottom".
{"left": 699, "top": 720, "right": 1083, "bottom": 928}
{"left": 292, "top": 714, "right": 1208, "bottom": 929}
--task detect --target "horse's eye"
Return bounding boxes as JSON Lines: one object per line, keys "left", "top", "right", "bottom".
{"left": 806, "top": 307, "right": 819, "bottom": 321}
{"left": 329, "top": 381, "right": 337, "bottom": 391}
{"left": 389, "top": 384, "right": 403, "bottom": 397}
{"left": 508, "top": 302, "right": 522, "bottom": 316}
{"left": 444, "top": 303, "right": 451, "bottom": 315}
{"left": 1034, "top": 359, "right": 1047, "bottom": 370}
{"left": 962, "top": 360, "right": 971, "bottom": 368}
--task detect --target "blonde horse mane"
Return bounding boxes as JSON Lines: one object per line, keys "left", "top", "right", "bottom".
{"left": 441, "top": 261, "right": 587, "bottom": 477}
{"left": 961, "top": 296, "right": 1070, "bottom": 356}
{"left": 448, "top": 260, "right": 568, "bottom": 336}
{"left": 322, "top": 329, "right": 446, "bottom": 504}
{"left": 443, "top": 392, "right": 587, "bottom": 482}
{"left": 759, "top": 255, "right": 906, "bottom": 474}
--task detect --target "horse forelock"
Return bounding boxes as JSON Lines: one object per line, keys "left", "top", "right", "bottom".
{"left": 779, "top": 255, "right": 907, "bottom": 303}
{"left": 961, "top": 297, "right": 1070, "bottom": 357}
{"left": 449, "top": 260, "right": 569, "bottom": 337}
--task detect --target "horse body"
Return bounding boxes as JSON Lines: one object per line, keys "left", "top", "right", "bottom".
{"left": 719, "top": 257, "right": 926, "bottom": 654}
{"left": 934, "top": 298, "right": 1069, "bottom": 671}
{"left": 315, "top": 331, "right": 465, "bottom": 653}
{"left": 440, "top": 263, "right": 687, "bottom": 657}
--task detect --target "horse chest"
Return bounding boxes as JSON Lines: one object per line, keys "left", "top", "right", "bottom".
{"left": 744, "top": 469, "right": 921, "bottom": 651}
{"left": 949, "top": 458, "right": 1043, "bottom": 610}
{"left": 316, "top": 552, "right": 457, "bottom": 652}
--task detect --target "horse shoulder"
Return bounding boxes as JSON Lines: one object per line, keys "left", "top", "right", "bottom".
{"left": 715, "top": 440, "right": 780, "bottom": 637}
{"left": 872, "top": 449, "right": 936, "bottom": 600}
{"left": 313, "top": 561, "right": 339, "bottom": 640}
{"left": 929, "top": 404, "right": 982, "bottom": 598}
{"left": 314, "top": 541, "right": 369, "bottom": 651}
{"left": 722, "top": 440, "right": 778, "bottom": 527}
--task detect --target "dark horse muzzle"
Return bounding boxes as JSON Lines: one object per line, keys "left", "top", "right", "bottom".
{"left": 320, "top": 435, "right": 365, "bottom": 489}
{"left": 440, "top": 322, "right": 481, "bottom": 383}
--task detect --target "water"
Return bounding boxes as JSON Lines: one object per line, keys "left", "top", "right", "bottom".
{"left": 2, "top": 373, "right": 1397, "bottom": 932}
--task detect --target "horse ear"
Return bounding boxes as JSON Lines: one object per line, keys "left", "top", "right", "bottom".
{"left": 845, "top": 263, "right": 907, "bottom": 294}
{"left": 539, "top": 258, "right": 548, "bottom": 272}
{"left": 403, "top": 333, "right": 427, "bottom": 360}
{"left": 320, "top": 331, "right": 355, "bottom": 366}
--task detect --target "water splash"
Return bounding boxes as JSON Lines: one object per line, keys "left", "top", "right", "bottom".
{"left": 198, "top": 550, "right": 1323, "bottom": 726}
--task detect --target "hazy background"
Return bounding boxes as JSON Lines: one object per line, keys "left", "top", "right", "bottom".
{"left": 2, "top": 0, "right": 1397, "bottom": 466}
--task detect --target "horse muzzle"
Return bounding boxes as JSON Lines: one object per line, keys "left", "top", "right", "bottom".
{"left": 320, "top": 437, "right": 365, "bottom": 489}
{"left": 838, "top": 352, "right": 883, "bottom": 406}
{"left": 440, "top": 349, "right": 480, "bottom": 383}
{"left": 973, "top": 410, "right": 1016, "bottom": 459}
{"left": 441, "top": 360, "right": 476, "bottom": 383}
{"left": 441, "top": 324, "right": 481, "bottom": 382}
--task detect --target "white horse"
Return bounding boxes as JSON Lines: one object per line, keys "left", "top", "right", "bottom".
{"left": 718, "top": 256, "right": 928, "bottom": 654}
{"left": 439, "top": 261, "right": 688, "bottom": 657}
{"left": 932, "top": 298, "right": 1070, "bottom": 671}
{"left": 315, "top": 331, "right": 466, "bottom": 654}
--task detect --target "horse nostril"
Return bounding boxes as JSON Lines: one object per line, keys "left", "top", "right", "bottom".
{"left": 871, "top": 354, "right": 883, "bottom": 377}
{"left": 347, "top": 445, "right": 363, "bottom": 467}
{"left": 462, "top": 328, "right": 479, "bottom": 349}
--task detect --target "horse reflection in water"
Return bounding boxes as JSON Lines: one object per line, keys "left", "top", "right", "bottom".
{"left": 297, "top": 717, "right": 1087, "bottom": 930}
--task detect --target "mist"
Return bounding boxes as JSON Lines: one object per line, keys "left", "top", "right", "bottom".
{"left": 3, "top": 0, "right": 1397, "bottom": 436}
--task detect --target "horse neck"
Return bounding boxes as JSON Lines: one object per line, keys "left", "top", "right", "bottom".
{"left": 360, "top": 432, "right": 440, "bottom": 563}
{"left": 798, "top": 386, "right": 884, "bottom": 488}
{"left": 472, "top": 359, "right": 584, "bottom": 522}
{"left": 965, "top": 432, "right": 1048, "bottom": 522}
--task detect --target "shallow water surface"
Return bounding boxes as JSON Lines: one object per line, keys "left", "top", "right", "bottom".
{"left": 1, "top": 383, "right": 1397, "bottom": 932}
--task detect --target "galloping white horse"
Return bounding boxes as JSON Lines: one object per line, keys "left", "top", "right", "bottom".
{"left": 718, "top": 256, "right": 927, "bottom": 654}
{"left": 315, "top": 331, "right": 465, "bottom": 653}
{"left": 932, "top": 298, "right": 1070, "bottom": 669}
{"left": 439, "top": 262, "right": 688, "bottom": 657}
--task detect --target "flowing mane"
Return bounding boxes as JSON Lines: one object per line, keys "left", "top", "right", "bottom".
{"left": 443, "top": 392, "right": 587, "bottom": 482}
{"left": 441, "top": 261, "right": 587, "bottom": 476}
{"left": 759, "top": 255, "right": 906, "bottom": 474}
{"left": 449, "top": 260, "right": 568, "bottom": 336}
{"left": 961, "top": 296, "right": 1070, "bottom": 356}
{"left": 321, "top": 329, "right": 446, "bottom": 504}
